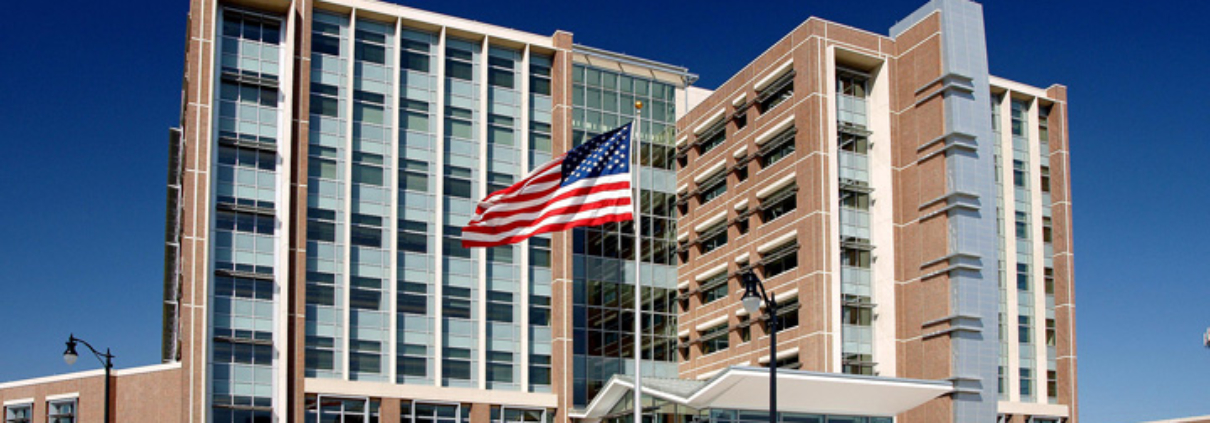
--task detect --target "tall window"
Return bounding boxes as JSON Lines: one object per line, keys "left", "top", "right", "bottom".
{"left": 1020, "top": 368, "right": 1034, "bottom": 398}
{"left": 1011, "top": 101, "right": 1028, "bottom": 137}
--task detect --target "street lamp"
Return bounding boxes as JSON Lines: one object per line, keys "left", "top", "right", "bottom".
{"left": 740, "top": 271, "right": 778, "bottom": 423}
{"left": 63, "top": 334, "right": 114, "bottom": 423}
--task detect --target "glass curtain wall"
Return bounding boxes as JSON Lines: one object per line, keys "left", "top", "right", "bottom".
{"left": 212, "top": 7, "right": 282, "bottom": 421}
{"left": 570, "top": 64, "right": 679, "bottom": 406}
{"left": 1010, "top": 100, "right": 1035, "bottom": 402}
{"left": 836, "top": 69, "right": 875, "bottom": 375}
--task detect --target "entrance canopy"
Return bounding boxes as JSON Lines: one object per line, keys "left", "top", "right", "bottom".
{"left": 572, "top": 367, "right": 951, "bottom": 420}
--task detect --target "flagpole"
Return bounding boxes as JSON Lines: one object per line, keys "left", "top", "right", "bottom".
{"left": 632, "top": 101, "right": 644, "bottom": 423}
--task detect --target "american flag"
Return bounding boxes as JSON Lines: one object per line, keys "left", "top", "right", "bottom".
{"left": 461, "top": 123, "right": 634, "bottom": 248}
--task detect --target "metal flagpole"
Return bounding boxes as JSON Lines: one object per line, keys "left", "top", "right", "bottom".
{"left": 632, "top": 101, "right": 644, "bottom": 423}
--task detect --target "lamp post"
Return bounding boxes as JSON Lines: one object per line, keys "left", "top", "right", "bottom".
{"left": 63, "top": 334, "right": 114, "bottom": 423}
{"left": 740, "top": 271, "right": 778, "bottom": 423}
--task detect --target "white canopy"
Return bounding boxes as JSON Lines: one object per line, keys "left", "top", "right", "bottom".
{"left": 572, "top": 366, "right": 951, "bottom": 420}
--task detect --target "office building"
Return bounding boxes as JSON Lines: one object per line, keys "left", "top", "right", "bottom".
{"left": 627, "top": 0, "right": 1077, "bottom": 422}
{"left": 0, "top": 0, "right": 1075, "bottom": 422}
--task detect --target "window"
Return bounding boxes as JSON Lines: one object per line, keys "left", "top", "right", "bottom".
{"left": 446, "top": 44, "right": 475, "bottom": 81}
{"left": 843, "top": 305, "right": 872, "bottom": 326}
{"left": 759, "top": 128, "right": 796, "bottom": 167}
{"left": 773, "top": 298, "right": 799, "bottom": 331}
{"left": 530, "top": 58, "right": 552, "bottom": 96}
{"left": 1042, "top": 216, "right": 1053, "bottom": 243}
{"left": 735, "top": 209, "right": 750, "bottom": 235}
{"left": 758, "top": 70, "right": 794, "bottom": 112}
{"left": 487, "top": 351, "right": 514, "bottom": 383}
{"left": 1020, "top": 368, "right": 1034, "bottom": 397}
{"left": 487, "top": 291, "right": 514, "bottom": 323}
{"left": 699, "top": 223, "right": 727, "bottom": 254}
{"left": 310, "top": 82, "right": 340, "bottom": 118}
{"left": 311, "top": 22, "right": 342, "bottom": 57}
{"left": 1015, "top": 211, "right": 1030, "bottom": 239}
{"left": 530, "top": 122, "right": 552, "bottom": 153}
{"left": 401, "top": 159, "right": 429, "bottom": 192}
{"left": 999, "top": 366, "right": 1006, "bottom": 396}
{"left": 306, "top": 272, "right": 337, "bottom": 307}
{"left": 1046, "top": 318, "right": 1057, "bottom": 347}
{"left": 529, "top": 237, "right": 551, "bottom": 268}
{"left": 402, "top": 99, "right": 430, "bottom": 131}
{"left": 444, "top": 286, "right": 473, "bottom": 319}
{"left": 700, "top": 273, "right": 728, "bottom": 304}
{"left": 488, "top": 114, "right": 515, "bottom": 146}
{"left": 1048, "top": 370, "right": 1059, "bottom": 401}
{"left": 530, "top": 295, "right": 551, "bottom": 326}
{"left": 350, "top": 213, "right": 383, "bottom": 248}
{"left": 48, "top": 399, "right": 76, "bottom": 423}
{"left": 446, "top": 106, "right": 474, "bottom": 140}
{"left": 398, "top": 281, "right": 427, "bottom": 315}
{"left": 398, "top": 220, "right": 427, "bottom": 253}
{"left": 841, "top": 249, "right": 871, "bottom": 269}
{"left": 4, "top": 404, "right": 30, "bottom": 423}
{"left": 1018, "top": 315, "right": 1032, "bottom": 344}
{"left": 444, "top": 166, "right": 473, "bottom": 198}
{"left": 216, "top": 275, "right": 273, "bottom": 301}
{"left": 761, "top": 185, "right": 797, "bottom": 222}
{"left": 304, "top": 396, "right": 379, "bottom": 423}
{"left": 1013, "top": 159, "right": 1028, "bottom": 188}
{"left": 837, "top": 72, "right": 868, "bottom": 98}
{"left": 413, "top": 403, "right": 463, "bottom": 423}
{"left": 351, "top": 153, "right": 384, "bottom": 187}
{"left": 842, "top": 354, "right": 874, "bottom": 376}
{"left": 402, "top": 38, "right": 432, "bottom": 73}
{"left": 399, "top": 343, "right": 427, "bottom": 377}
{"left": 697, "top": 122, "right": 725, "bottom": 154}
{"left": 488, "top": 56, "right": 516, "bottom": 89}
{"left": 763, "top": 242, "right": 798, "bottom": 278}
{"left": 1017, "top": 263, "right": 1030, "bottom": 291}
{"left": 1011, "top": 101, "right": 1028, "bottom": 137}
{"left": 766, "top": 354, "right": 801, "bottom": 369}
{"left": 698, "top": 173, "right": 726, "bottom": 204}
{"left": 841, "top": 191, "right": 870, "bottom": 210}
{"left": 350, "top": 277, "right": 383, "bottom": 310}
{"left": 530, "top": 354, "right": 552, "bottom": 386}
{"left": 1041, "top": 166, "right": 1051, "bottom": 193}
{"left": 700, "top": 324, "right": 729, "bottom": 354}
{"left": 443, "top": 347, "right": 473, "bottom": 380}
{"left": 839, "top": 133, "right": 869, "bottom": 154}
{"left": 1044, "top": 267, "right": 1055, "bottom": 295}
{"left": 487, "top": 172, "right": 514, "bottom": 194}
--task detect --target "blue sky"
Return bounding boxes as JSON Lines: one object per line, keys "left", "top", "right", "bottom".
{"left": 0, "top": 0, "right": 1206, "bottom": 421}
